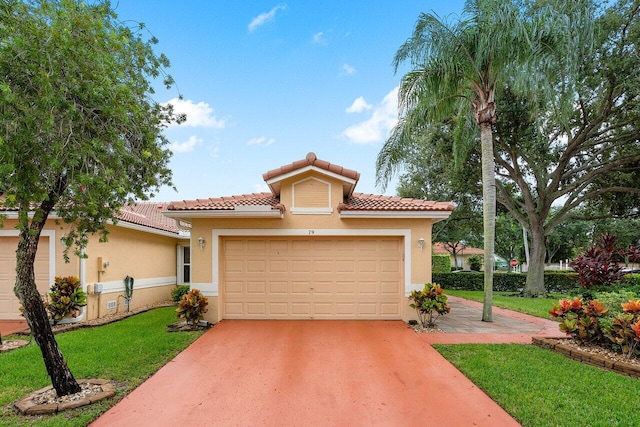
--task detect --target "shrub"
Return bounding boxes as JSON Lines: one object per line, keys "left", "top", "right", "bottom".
{"left": 171, "top": 284, "right": 191, "bottom": 302}
{"left": 604, "top": 299, "right": 640, "bottom": 359}
{"left": 549, "top": 297, "right": 608, "bottom": 344}
{"left": 432, "top": 254, "right": 452, "bottom": 273}
{"left": 45, "top": 276, "right": 87, "bottom": 324}
{"left": 433, "top": 271, "right": 578, "bottom": 294}
{"left": 468, "top": 254, "right": 482, "bottom": 271}
{"left": 569, "top": 234, "right": 625, "bottom": 289}
{"left": 176, "top": 288, "right": 208, "bottom": 326}
{"left": 408, "top": 283, "right": 450, "bottom": 327}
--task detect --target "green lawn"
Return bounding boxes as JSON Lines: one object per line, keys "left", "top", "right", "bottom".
{"left": 445, "top": 289, "right": 565, "bottom": 319}
{"left": 435, "top": 344, "right": 640, "bottom": 426}
{"left": 0, "top": 307, "right": 204, "bottom": 427}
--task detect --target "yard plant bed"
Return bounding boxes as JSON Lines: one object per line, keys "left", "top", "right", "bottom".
{"left": 533, "top": 337, "right": 640, "bottom": 379}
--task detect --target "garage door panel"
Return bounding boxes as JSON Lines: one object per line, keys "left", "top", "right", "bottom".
{"left": 269, "top": 260, "right": 288, "bottom": 272}
{"left": 222, "top": 237, "right": 403, "bottom": 320}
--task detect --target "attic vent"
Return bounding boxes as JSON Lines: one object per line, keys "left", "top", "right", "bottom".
{"left": 291, "top": 177, "right": 333, "bottom": 215}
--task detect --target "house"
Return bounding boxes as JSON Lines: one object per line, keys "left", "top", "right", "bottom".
{"left": 433, "top": 242, "right": 484, "bottom": 270}
{"left": 0, "top": 202, "right": 189, "bottom": 321}
{"left": 432, "top": 242, "right": 510, "bottom": 271}
{"left": 164, "top": 153, "right": 454, "bottom": 322}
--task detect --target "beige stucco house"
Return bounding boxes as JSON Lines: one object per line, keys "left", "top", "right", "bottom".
{"left": 0, "top": 202, "right": 189, "bottom": 321}
{"left": 165, "top": 153, "right": 454, "bottom": 323}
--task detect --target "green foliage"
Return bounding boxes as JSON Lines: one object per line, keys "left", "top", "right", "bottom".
{"left": 468, "top": 254, "right": 482, "bottom": 271}
{"left": 408, "top": 283, "right": 450, "bottom": 327}
{"left": 171, "top": 284, "right": 191, "bottom": 302}
{"left": 433, "top": 272, "right": 578, "bottom": 294}
{"left": 445, "top": 290, "right": 564, "bottom": 319}
{"left": 432, "top": 254, "right": 451, "bottom": 273}
{"left": 549, "top": 298, "right": 609, "bottom": 344}
{"left": 176, "top": 288, "right": 208, "bottom": 326}
{"left": 603, "top": 299, "right": 640, "bottom": 359}
{"left": 45, "top": 276, "right": 87, "bottom": 324}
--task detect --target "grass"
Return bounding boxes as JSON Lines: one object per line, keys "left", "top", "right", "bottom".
{"left": 444, "top": 289, "right": 565, "bottom": 319}
{"left": 0, "top": 307, "right": 204, "bottom": 427}
{"left": 434, "top": 344, "right": 640, "bottom": 426}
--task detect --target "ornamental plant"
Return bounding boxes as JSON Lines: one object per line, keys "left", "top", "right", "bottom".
{"left": 176, "top": 288, "right": 208, "bottom": 326}
{"left": 549, "top": 297, "right": 608, "bottom": 344}
{"left": 604, "top": 299, "right": 640, "bottom": 359}
{"left": 45, "top": 276, "right": 87, "bottom": 324}
{"left": 569, "top": 234, "right": 624, "bottom": 289}
{"left": 408, "top": 283, "right": 451, "bottom": 327}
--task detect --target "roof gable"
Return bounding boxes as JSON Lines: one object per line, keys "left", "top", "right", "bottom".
{"left": 262, "top": 152, "right": 360, "bottom": 197}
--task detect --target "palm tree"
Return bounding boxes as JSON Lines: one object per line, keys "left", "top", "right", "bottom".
{"left": 377, "top": 0, "right": 539, "bottom": 321}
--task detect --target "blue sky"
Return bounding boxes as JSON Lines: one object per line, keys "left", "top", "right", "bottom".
{"left": 113, "top": 1, "right": 466, "bottom": 202}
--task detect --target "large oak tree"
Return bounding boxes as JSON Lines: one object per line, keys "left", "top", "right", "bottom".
{"left": 0, "top": 0, "right": 181, "bottom": 396}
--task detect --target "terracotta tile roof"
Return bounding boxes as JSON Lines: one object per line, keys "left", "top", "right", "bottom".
{"left": 117, "top": 202, "right": 187, "bottom": 234}
{"left": 167, "top": 193, "right": 286, "bottom": 213}
{"left": 0, "top": 201, "right": 186, "bottom": 235}
{"left": 338, "top": 193, "right": 454, "bottom": 212}
{"left": 262, "top": 152, "right": 360, "bottom": 182}
{"left": 432, "top": 242, "right": 484, "bottom": 255}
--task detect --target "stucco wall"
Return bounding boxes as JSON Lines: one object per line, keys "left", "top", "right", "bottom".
{"left": 0, "top": 218, "right": 185, "bottom": 321}
{"left": 187, "top": 175, "right": 437, "bottom": 323}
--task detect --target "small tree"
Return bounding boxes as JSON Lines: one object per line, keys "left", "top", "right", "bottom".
{"left": 0, "top": 0, "right": 181, "bottom": 396}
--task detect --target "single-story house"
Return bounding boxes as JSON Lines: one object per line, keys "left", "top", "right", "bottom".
{"left": 0, "top": 202, "right": 189, "bottom": 321}
{"left": 433, "top": 242, "right": 510, "bottom": 271}
{"left": 164, "top": 152, "right": 454, "bottom": 323}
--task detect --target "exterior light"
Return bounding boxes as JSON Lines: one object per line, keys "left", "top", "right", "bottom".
{"left": 198, "top": 237, "right": 205, "bottom": 249}
{"left": 418, "top": 237, "right": 425, "bottom": 251}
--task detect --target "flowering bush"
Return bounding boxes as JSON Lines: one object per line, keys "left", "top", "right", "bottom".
{"left": 176, "top": 288, "right": 208, "bottom": 326}
{"left": 408, "top": 283, "right": 450, "bottom": 327}
{"left": 605, "top": 299, "right": 640, "bottom": 358}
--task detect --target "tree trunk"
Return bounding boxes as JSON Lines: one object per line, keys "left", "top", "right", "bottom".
{"left": 523, "top": 224, "right": 547, "bottom": 297}
{"left": 14, "top": 229, "right": 81, "bottom": 396}
{"left": 479, "top": 122, "right": 496, "bottom": 322}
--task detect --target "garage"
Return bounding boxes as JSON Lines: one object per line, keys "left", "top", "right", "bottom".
{"left": 0, "top": 236, "right": 51, "bottom": 320}
{"left": 221, "top": 236, "right": 403, "bottom": 319}
{"left": 164, "top": 152, "right": 454, "bottom": 323}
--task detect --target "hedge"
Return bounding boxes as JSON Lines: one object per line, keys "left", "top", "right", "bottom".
{"left": 432, "top": 271, "right": 579, "bottom": 294}
{"left": 432, "top": 254, "right": 452, "bottom": 273}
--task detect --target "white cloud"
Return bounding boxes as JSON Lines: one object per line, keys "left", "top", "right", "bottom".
{"left": 312, "top": 31, "right": 326, "bottom": 45}
{"left": 170, "top": 135, "right": 202, "bottom": 153}
{"left": 163, "top": 98, "right": 225, "bottom": 129}
{"left": 248, "top": 4, "right": 286, "bottom": 33}
{"left": 341, "top": 86, "right": 399, "bottom": 144}
{"left": 345, "top": 96, "right": 373, "bottom": 114}
{"left": 247, "top": 136, "right": 275, "bottom": 146}
{"left": 342, "top": 63, "right": 356, "bottom": 75}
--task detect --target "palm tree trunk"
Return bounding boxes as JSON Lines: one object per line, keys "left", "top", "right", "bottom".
{"left": 480, "top": 122, "right": 496, "bottom": 322}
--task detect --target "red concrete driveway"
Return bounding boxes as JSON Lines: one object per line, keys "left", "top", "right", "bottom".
{"left": 93, "top": 321, "right": 519, "bottom": 426}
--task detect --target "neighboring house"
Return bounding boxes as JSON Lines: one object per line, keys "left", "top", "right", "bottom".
{"left": 433, "top": 242, "right": 484, "bottom": 270}
{"left": 164, "top": 153, "right": 454, "bottom": 323}
{"left": 0, "top": 202, "right": 189, "bottom": 321}
{"left": 433, "top": 242, "right": 510, "bottom": 271}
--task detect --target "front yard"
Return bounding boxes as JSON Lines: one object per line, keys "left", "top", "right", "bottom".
{"left": 0, "top": 307, "right": 203, "bottom": 426}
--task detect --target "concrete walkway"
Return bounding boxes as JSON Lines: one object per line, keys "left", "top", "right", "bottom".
{"left": 92, "top": 298, "right": 565, "bottom": 427}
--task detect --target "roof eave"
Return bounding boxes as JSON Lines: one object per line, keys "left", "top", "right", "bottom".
{"left": 339, "top": 210, "right": 452, "bottom": 220}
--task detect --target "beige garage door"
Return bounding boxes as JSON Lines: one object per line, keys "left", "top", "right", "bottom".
{"left": 0, "top": 237, "right": 50, "bottom": 320}
{"left": 222, "top": 236, "right": 403, "bottom": 319}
